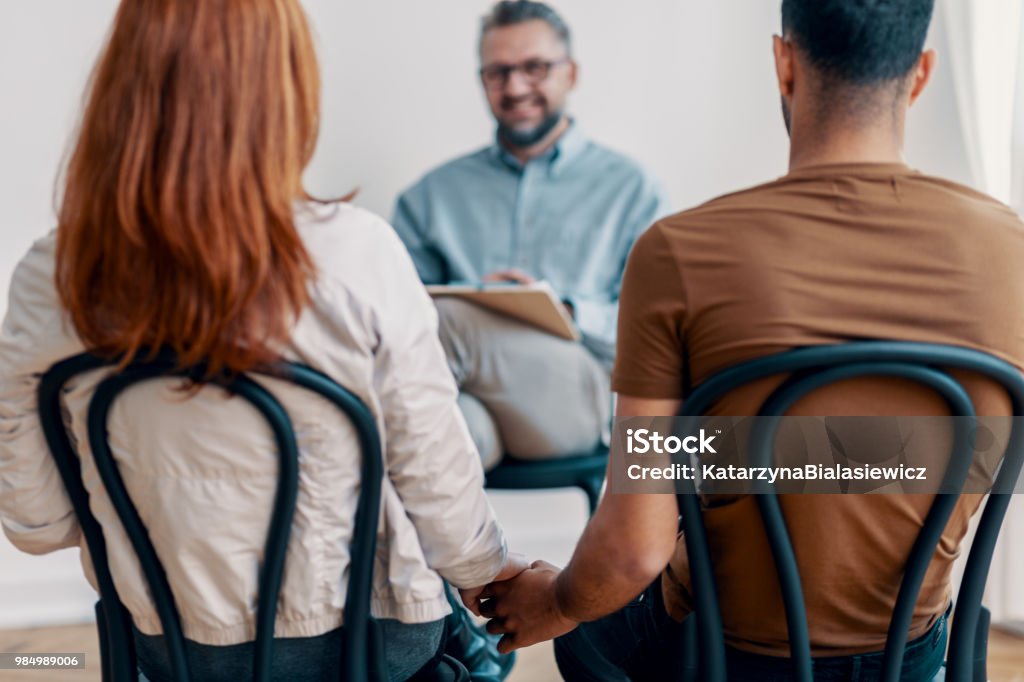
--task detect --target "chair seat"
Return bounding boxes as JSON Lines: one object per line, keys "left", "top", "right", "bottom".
{"left": 485, "top": 447, "right": 608, "bottom": 515}
{"left": 485, "top": 450, "right": 606, "bottom": 488}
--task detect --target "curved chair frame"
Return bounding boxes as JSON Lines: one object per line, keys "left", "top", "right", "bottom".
{"left": 674, "top": 341, "right": 1024, "bottom": 682}
{"left": 38, "top": 352, "right": 384, "bottom": 682}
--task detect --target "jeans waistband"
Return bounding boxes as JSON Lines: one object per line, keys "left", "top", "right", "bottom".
{"left": 723, "top": 609, "right": 949, "bottom": 682}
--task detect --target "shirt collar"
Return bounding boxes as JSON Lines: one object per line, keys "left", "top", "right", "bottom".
{"left": 489, "top": 119, "right": 588, "bottom": 177}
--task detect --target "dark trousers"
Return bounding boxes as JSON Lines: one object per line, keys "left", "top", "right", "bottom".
{"left": 135, "top": 618, "right": 445, "bottom": 682}
{"left": 554, "top": 582, "right": 947, "bottom": 682}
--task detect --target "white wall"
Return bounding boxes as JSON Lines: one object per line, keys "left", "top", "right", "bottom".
{"left": 0, "top": 0, "right": 972, "bottom": 309}
{"left": 0, "top": 1, "right": 973, "bottom": 627}
{"left": 301, "top": 0, "right": 969, "bottom": 215}
{"left": 0, "top": 0, "right": 122, "bottom": 629}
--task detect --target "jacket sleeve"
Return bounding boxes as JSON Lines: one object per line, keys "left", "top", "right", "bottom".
{"left": 0, "top": 234, "right": 84, "bottom": 554}
{"left": 366, "top": 225, "right": 506, "bottom": 589}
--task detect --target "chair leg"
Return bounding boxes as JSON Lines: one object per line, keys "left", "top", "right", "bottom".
{"left": 678, "top": 614, "right": 699, "bottom": 682}
{"left": 973, "top": 606, "right": 990, "bottom": 682}
{"left": 94, "top": 602, "right": 111, "bottom": 682}
{"left": 579, "top": 475, "right": 603, "bottom": 517}
{"left": 98, "top": 599, "right": 137, "bottom": 682}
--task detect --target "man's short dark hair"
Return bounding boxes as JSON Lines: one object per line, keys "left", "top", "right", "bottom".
{"left": 480, "top": 1, "right": 572, "bottom": 55}
{"left": 781, "top": 0, "right": 935, "bottom": 85}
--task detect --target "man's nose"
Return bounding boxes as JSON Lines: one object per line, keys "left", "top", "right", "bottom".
{"left": 503, "top": 68, "right": 533, "bottom": 97}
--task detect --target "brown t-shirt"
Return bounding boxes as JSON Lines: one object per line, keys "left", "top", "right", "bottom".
{"left": 612, "top": 162, "right": 1024, "bottom": 656}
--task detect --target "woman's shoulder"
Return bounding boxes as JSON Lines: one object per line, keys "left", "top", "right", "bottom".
{"left": 1, "top": 230, "right": 85, "bottom": 374}
{"left": 294, "top": 201, "right": 426, "bottom": 309}
{"left": 6, "top": 230, "right": 60, "bottom": 310}
{"left": 295, "top": 201, "right": 407, "bottom": 265}
{"left": 296, "top": 200, "right": 395, "bottom": 239}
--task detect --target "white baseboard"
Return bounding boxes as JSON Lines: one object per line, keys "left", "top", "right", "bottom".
{"left": 0, "top": 574, "right": 96, "bottom": 629}
{"left": 0, "top": 540, "right": 97, "bottom": 629}
{"left": 993, "top": 620, "right": 1024, "bottom": 638}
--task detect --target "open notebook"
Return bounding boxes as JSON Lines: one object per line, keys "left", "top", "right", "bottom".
{"left": 425, "top": 281, "right": 580, "bottom": 342}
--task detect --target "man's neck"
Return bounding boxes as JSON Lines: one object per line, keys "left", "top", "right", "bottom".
{"left": 788, "top": 118, "right": 906, "bottom": 172}
{"left": 502, "top": 116, "right": 571, "bottom": 165}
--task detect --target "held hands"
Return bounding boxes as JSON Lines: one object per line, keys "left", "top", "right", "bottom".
{"left": 476, "top": 560, "right": 579, "bottom": 654}
{"left": 459, "top": 552, "right": 530, "bottom": 616}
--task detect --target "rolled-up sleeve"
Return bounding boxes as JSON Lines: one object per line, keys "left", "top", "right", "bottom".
{"left": 570, "top": 173, "right": 671, "bottom": 365}
{"left": 392, "top": 184, "right": 449, "bottom": 286}
{"left": 0, "top": 234, "right": 83, "bottom": 554}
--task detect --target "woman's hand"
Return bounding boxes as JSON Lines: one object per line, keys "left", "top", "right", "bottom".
{"left": 459, "top": 551, "right": 530, "bottom": 616}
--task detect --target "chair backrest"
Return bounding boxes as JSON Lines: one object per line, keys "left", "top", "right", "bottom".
{"left": 674, "top": 341, "right": 1024, "bottom": 682}
{"left": 37, "top": 351, "right": 384, "bottom": 682}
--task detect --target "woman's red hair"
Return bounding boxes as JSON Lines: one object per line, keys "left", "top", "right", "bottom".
{"left": 56, "top": 0, "right": 322, "bottom": 375}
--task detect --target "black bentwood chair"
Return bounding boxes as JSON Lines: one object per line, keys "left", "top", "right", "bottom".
{"left": 38, "top": 351, "right": 469, "bottom": 682}
{"left": 484, "top": 445, "right": 608, "bottom": 516}
{"left": 673, "top": 341, "right": 1024, "bottom": 682}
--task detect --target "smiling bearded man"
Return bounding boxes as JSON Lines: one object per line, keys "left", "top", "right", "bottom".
{"left": 393, "top": 0, "right": 669, "bottom": 477}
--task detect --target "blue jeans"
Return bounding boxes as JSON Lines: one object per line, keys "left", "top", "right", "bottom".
{"left": 554, "top": 582, "right": 947, "bottom": 682}
{"left": 135, "top": 618, "right": 444, "bottom": 682}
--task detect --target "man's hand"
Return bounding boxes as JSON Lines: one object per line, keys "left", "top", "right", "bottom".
{"left": 460, "top": 552, "right": 530, "bottom": 616}
{"left": 480, "top": 560, "right": 579, "bottom": 653}
{"left": 482, "top": 268, "right": 536, "bottom": 285}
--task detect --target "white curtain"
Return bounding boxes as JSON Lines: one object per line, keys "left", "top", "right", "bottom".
{"left": 941, "top": 0, "right": 988, "bottom": 191}
{"left": 1014, "top": 4, "right": 1024, "bottom": 213}
{"left": 942, "top": 0, "right": 1024, "bottom": 627}
{"left": 994, "top": 0, "right": 1024, "bottom": 631}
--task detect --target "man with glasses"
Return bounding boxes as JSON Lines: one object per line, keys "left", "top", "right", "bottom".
{"left": 393, "top": 0, "right": 668, "bottom": 472}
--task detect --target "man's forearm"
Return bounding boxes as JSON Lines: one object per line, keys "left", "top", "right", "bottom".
{"left": 551, "top": 502, "right": 676, "bottom": 623}
{"left": 553, "top": 559, "right": 644, "bottom": 624}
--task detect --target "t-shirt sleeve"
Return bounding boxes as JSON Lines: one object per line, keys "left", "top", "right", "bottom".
{"left": 611, "top": 222, "right": 688, "bottom": 399}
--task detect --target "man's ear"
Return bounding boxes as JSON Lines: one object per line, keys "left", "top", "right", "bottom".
{"left": 567, "top": 59, "right": 579, "bottom": 89}
{"left": 773, "top": 35, "right": 796, "bottom": 98}
{"left": 908, "top": 49, "right": 936, "bottom": 106}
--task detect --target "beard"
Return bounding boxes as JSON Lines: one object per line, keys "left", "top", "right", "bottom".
{"left": 497, "top": 109, "right": 564, "bottom": 148}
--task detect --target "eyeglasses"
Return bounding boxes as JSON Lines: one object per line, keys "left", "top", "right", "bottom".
{"left": 479, "top": 58, "right": 570, "bottom": 89}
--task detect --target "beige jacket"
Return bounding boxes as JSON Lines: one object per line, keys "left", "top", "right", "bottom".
{"left": 0, "top": 202, "right": 507, "bottom": 645}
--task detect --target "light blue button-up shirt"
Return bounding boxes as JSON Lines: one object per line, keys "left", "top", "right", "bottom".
{"left": 392, "top": 123, "right": 670, "bottom": 367}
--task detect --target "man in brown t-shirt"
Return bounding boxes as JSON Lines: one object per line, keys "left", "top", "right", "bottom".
{"left": 471, "top": 0, "right": 1024, "bottom": 679}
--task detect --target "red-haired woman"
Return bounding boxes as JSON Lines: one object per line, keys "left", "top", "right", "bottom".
{"left": 0, "top": 1, "right": 523, "bottom": 679}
